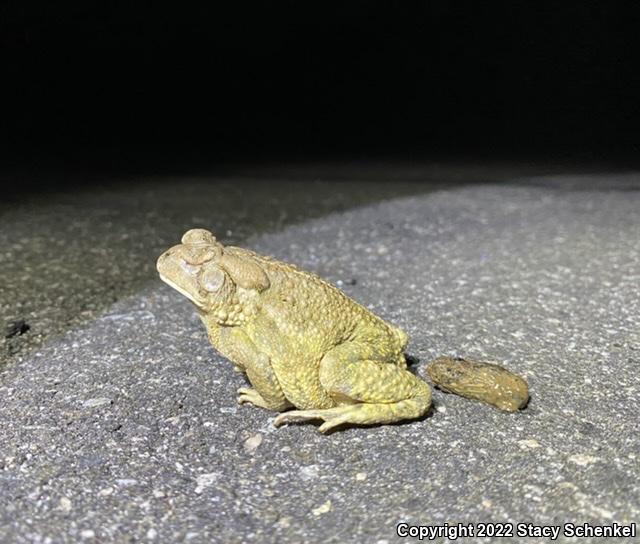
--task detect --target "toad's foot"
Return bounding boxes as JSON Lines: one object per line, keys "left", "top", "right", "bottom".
{"left": 237, "top": 387, "right": 271, "bottom": 410}
{"left": 273, "top": 392, "right": 432, "bottom": 433}
{"left": 273, "top": 408, "right": 352, "bottom": 433}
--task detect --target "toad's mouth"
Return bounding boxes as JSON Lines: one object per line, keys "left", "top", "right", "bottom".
{"left": 159, "top": 274, "right": 207, "bottom": 309}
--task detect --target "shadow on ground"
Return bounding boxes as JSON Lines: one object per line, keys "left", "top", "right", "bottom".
{"left": 3, "top": 160, "right": 639, "bottom": 365}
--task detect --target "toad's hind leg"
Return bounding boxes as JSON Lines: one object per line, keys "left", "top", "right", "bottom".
{"left": 273, "top": 343, "right": 432, "bottom": 433}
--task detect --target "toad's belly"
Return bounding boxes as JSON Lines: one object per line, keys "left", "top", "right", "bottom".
{"left": 271, "top": 359, "right": 335, "bottom": 410}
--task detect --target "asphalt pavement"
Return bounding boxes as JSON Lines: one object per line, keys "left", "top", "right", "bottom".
{"left": 1, "top": 166, "right": 639, "bottom": 543}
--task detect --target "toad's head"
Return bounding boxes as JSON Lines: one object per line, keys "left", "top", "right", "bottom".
{"left": 157, "top": 228, "right": 269, "bottom": 324}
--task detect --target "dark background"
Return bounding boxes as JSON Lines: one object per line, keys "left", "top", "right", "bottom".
{"left": 2, "top": 1, "right": 639, "bottom": 181}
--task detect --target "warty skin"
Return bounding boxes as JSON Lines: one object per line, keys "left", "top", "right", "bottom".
{"left": 157, "top": 228, "right": 432, "bottom": 433}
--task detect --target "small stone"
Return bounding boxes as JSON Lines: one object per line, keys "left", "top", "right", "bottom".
{"left": 115, "top": 479, "right": 138, "bottom": 487}
{"left": 355, "top": 472, "right": 367, "bottom": 481}
{"left": 517, "top": 438, "right": 541, "bottom": 450}
{"left": 195, "top": 473, "right": 218, "bottom": 493}
{"left": 59, "top": 497, "right": 72, "bottom": 511}
{"left": 98, "top": 487, "right": 114, "bottom": 496}
{"left": 312, "top": 500, "right": 332, "bottom": 516}
{"left": 146, "top": 528, "right": 158, "bottom": 539}
{"left": 299, "top": 465, "right": 320, "bottom": 481}
{"left": 568, "top": 454, "right": 600, "bottom": 466}
{"left": 243, "top": 433, "right": 263, "bottom": 454}
{"left": 82, "top": 398, "right": 112, "bottom": 409}
{"left": 275, "top": 516, "right": 292, "bottom": 529}
{"left": 80, "top": 529, "right": 95, "bottom": 539}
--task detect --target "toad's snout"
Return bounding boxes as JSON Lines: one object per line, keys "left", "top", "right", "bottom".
{"left": 156, "top": 249, "right": 172, "bottom": 273}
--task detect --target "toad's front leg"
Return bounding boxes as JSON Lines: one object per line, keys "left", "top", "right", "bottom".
{"left": 236, "top": 350, "right": 292, "bottom": 412}
{"left": 212, "top": 326, "right": 292, "bottom": 412}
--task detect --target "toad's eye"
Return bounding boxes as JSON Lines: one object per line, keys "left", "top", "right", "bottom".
{"left": 201, "top": 265, "right": 226, "bottom": 292}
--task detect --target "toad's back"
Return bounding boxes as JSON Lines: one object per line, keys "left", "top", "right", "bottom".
{"left": 232, "top": 247, "right": 408, "bottom": 361}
